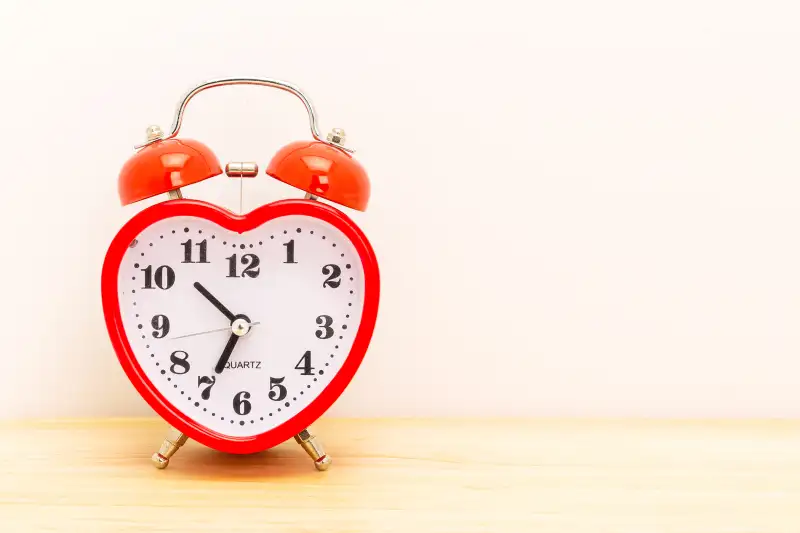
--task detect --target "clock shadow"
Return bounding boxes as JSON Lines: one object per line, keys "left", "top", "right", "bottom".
{"left": 167, "top": 443, "right": 323, "bottom": 480}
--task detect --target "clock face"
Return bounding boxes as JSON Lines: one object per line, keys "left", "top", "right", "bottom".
{"left": 103, "top": 200, "right": 378, "bottom": 451}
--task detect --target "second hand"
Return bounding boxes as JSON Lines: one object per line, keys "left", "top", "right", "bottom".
{"left": 170, "top": 322, "right": 261, "bottom": 340}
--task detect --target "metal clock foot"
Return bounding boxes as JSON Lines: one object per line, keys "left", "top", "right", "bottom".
{"left": 294, "top": 429, "right": 331, "bottom": 471}
{"left": 151, "top": 426, "right": 189, "bottom": 469}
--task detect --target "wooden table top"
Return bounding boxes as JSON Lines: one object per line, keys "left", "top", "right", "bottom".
{"left": 0, "top": 418, "right": 799, "bottom": 532}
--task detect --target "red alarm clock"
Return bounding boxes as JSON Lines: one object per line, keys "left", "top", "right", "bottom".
{"left": 102, "top": 78, "right": 379, "bottom": 471}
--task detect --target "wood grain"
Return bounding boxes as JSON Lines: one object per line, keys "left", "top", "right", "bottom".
{"left": 0, "top": 418, "right": 799, "bottom": 532}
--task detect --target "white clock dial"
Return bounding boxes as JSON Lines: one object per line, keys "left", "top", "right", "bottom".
{"left": 116, "top": 214, "right": 365, "bottom": 437}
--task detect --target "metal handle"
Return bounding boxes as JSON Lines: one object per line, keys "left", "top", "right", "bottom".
{"left": 135, "top": 77, "right": 352, "bottom": 153}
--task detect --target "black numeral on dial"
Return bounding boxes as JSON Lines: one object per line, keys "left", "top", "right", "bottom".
{"left": 226, "top": 254, "right": 260, "bottom": 278}
{"left": 233, "top": 391, "right": 252, "bottom": 415}
{"left": 169, "top": 350, "right": 190, "bottom": 375}
{"left": 322, "top": 264, "right": 341, "bottom": 288}
{"left": 181, "top": 239, "right": 209, "bottom": 263}
{"left": 316, "top": 315, "right": 334, "bottom": 339}
{"left": 151, "top": 315, "right": 170, "bottom": 338}
{"left": 295, "top": 350, "right": 315, "bottom": 375}
{"left": 268, "top": 377, "right": 287, "bottom": 401}
{"left": 197, "top": 376, "right": 216, "bottom": 400}
{"left": 283, "top": 240, "right": 297, "bottom": 264}
{"left": 142, "top": 265, "right": 175, "bottom": 290}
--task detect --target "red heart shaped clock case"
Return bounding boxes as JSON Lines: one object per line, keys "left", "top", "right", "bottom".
{"left": 102, "top": 199, "right": 379, "bottom": 454}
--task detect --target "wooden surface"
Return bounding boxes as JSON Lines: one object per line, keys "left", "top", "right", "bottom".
{"left": 1, "top": 418, "right": 799, "bottom": 532}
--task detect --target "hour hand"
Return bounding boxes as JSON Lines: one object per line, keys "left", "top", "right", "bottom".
{"left": 193, "top": 282, "right": 236, "bottom": 322}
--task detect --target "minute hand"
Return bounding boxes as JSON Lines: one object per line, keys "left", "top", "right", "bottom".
{"left": 193, "top": 282, "right": 236, "bottom": 322}
{"left": 215, "top": 333, "right": 240, "bottom": 374}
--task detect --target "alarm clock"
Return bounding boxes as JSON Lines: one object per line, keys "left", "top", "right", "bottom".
{"left": 101, "top": 78, "right": 380, "bottom": 471}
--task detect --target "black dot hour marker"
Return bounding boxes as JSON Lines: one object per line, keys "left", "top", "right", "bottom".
{"left": 332, "top": 243, "right": 336, "bottom": 247}
{"left": 260, "top": 417, "right": 263, "bottom": 421}
{"left": 212, "top": 413, "right": 215, "bottom": 416}
{"left": 278, "top": 408, "right": 281, "bottom": 412}
{"left": 151, "top": 354, "right": 154, "bottom": 357}
{"left": 198, "top": 230, "right": 202, "bottom": 234}
{"left": 314, "top": 378, "right": 318, "bottom": 381}
{"left": 221, "top": 417, "right": 224, "bottom": 420}
{"left": 172, "top": 230, "right": 176, "bottom": 234}
{"left": 283, "top": 230, "right": 287, "bottom": 234}
{"left": 149, "top": 243, "right": 153, "bottom": 247}
{"left": 284, "top": 402, "right": 290, "bottom": 407}
{"left": 350, "top": 290, "right": 354, "bottom": 294}
{"left": 319, "top": 370, "right": 324, "bottom": 375}
{"left": 341, "top": 253, "right": 345, "bottom": 257}
{"left": 141, "top": 335, "right": 146, "bottom": 339}
{"left": 342, "top": 325, "right": 347, "bottom": 330}
{"left": 168, "top": 378, "right": 171, "bottom": 381}
{"left": 300, "top": 391, "right": 304, "bottom": 394}
{"left": 330, "top": 354, "right": 334, "bottom": 358}
{"left": 134, "top": 263, "right": 140, "bottom": 268}
{"left": 160, "top": 235, "right": 163, "bottom": 239}
{"left": 348, "top": 303, "right": 352, "bottom": 306}
{"left": 250, "top": 420, "right": 254, "bottom": 424}
{"left": 204, "top": 408, "right": 207, "bottom": 412}
{"left": 131, "top": 277, "right": 136, "bottom": 281}
{"left": 349, "top": 277, "right": 353, "bottom": 281}
{"left": 293, "top": 397, "right": 296, "bottom": 401}
{"left": 249, "top": 244, "right": 253, "bottom": 248}
{"left": 160, "top": 370, "right": 165, "bottom": 375}
{"left": 240, "top": 244, "right": 245, "bottom": 249}
{"left": 212, "top": 235, "right": 215, "bottom": 239}
{"left": 132, "top": 290, "right": 136, "bottom": 294}
{"left": 136, "top": 314, "right": 139, "bottom": 318}
{"left": 346, "top": 264, "right": 351, "bottom": 269}
{"left": 322, "top": 236, "right": 326, "bottom": 240}
{"left": 310, "top": 231, "right": 314, "bottom": 234}
{"left": 232, "top": 244, "right": 236, "bottom": 248}
{"left": 325, "top": 363, "right": 329, "bottom": 366}
{"left": 346, "top": 314, "right": 350, "bottom": 318}
{"left": 184, "top": 228, "right": 189, "bottom": 232}
{"left": 339, "top": 336, "right": 343, "bottom": 340}
{"left": 223, "top": 241, "right": 227, "bottom": 245}
{"left": 180, "top": 391, "right": 184, "bottom": 395}
{"left": 296, "top": 228, "right": 301, "bottom": 233}
{"left": 141, "top": 253, "right": 145, "bottom": 256}
{"left": 137, "top": 324, "right": 143, "bottom": 329}
{"left": 335, "top": 345, "right": 339, "bottom": 349}
{"left": 239, "top": 421, "right": 245, "bottom": 426}
{"left": 259, "top": 241, "right": 262, "bottom": 245}
{"left": 174, "top": 385, "right": 178, "bottom": 388}
{"left": 194, "top": 402, "right": 199, "bottom": 407}
{"left": 269, "top": 413, "right": 273, "bottom": 416}
{"left": 307, "top": 385, "right": 311, "bottom": 388}
{"left": 146, "top": 345, "right": 149, "bottom": 349}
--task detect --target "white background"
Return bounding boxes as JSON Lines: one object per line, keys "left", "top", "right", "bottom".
{"left": 0, "top": 0, "right": 799, "bottom": 419}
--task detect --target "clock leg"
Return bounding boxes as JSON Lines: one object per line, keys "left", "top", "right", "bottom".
{"left": 294, "top": 428, "right": 331, "bottom": 471}
{"left": 151, "top": 425, "right": 188, "bottom": 469}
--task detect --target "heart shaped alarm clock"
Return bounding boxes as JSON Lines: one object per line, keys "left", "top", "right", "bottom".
{"left": 102, "top": 78, "right": 379, "bottom": 471}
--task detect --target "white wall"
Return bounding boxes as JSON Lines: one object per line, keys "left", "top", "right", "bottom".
{"left": 1, "top": 0, "right": 799, "bottom": 419}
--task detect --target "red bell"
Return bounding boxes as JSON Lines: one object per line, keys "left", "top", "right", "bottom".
{"left": 266, "top": 139, "right": 370, "bottom": 212}
{"left": 118, "top": 136, "right": 222, "bottom": 205}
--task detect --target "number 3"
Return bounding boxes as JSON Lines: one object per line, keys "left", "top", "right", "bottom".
{"left": 315, "top": 315, "right": 334, "bottom": 339}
